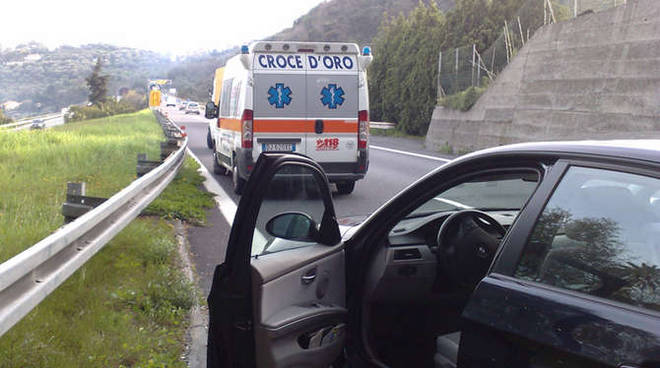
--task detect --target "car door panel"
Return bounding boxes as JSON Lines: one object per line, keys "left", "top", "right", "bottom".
{"left": 462, "top": 159, "right": 660, "bottom": 368}
{"left": 207, "top": 153, "right": 344, "bottom": 368}
{"left": 252, "top": 247, "right": 346, "bottom": 368}
{"left": 461, "top": 274, "right": 660, "bottom": 367}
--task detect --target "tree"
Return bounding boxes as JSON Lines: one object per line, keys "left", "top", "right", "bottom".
{"left": 369, "top": 0, "right": 547, "bottom": 135}
{"left": 85, "top": 57, "right": 109, "bottom": 106}
{"left": 369, "top": 2, "right": 445, "bottom": 135}
{"left": 0, "top": 107, "right": 12, "bottom": 125}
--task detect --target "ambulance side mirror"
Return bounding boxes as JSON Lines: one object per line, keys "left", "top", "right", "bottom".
{"left": 205, "top": 102, "right": 218, "bottom": 119}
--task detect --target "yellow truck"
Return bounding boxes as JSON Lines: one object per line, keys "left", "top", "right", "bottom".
{"left": 206, "top": 67, "right": 224, "bottom": 149}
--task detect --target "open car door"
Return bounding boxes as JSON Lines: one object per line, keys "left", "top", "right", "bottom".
{"left": 207, "top": 153, "right": 346, "bottom": 368}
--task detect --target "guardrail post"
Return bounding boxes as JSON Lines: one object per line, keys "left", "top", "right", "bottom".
{"left": 137, "top": 153, "right": 162, "bottom": 177}
{"left": 160, "top": 139, "right": 180, "bottom": 161}
{"left": 61, "top": 182, "right": 107, "bottom": 223}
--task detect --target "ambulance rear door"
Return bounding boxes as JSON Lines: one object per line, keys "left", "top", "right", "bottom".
{"left": 252, "top": 53, "right": 308, "bottom": 159}
{"left": 304, "top": 53, "right": 359, "bottom": 164}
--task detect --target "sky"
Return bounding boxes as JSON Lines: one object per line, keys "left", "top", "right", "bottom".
{"left": 1, "top": 0, "right": 326, "bottom": 55}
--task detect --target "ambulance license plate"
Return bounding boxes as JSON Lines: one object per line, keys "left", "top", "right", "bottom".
{"left": 263, "top": 143, "right": 295, "bottom": 152}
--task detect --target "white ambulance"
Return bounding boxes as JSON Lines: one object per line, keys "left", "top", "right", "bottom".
{"left": 205, "top": 41, "right": 372, "bottom": 195}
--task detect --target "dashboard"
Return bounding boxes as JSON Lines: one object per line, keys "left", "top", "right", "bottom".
{"left": 363, "top": 210, "right": 519, "bottom": 303}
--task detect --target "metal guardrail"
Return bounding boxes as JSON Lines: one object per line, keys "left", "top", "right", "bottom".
{"left": 369, "top": 121, "right": 395, "bottom": 130}
{"left": 0, "top": 109, "right": 187, "bottom": 337}
{"left": 0, "top": 113, "right": 62, "bottom": 130}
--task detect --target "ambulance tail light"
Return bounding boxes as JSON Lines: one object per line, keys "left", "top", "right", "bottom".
{"left": 241, "top": 109, "right": 253, "bottom": 149}
{"left": 358, "top": 110, "right": 369, "bottom": 149}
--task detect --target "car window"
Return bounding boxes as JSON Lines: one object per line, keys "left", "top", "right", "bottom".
{"left": 407, "top": 170, "right": 539, "bottom": 218}
{"left": 251, "top": 164, "right": 326, "bottom": 256}
{"left": 515, "top": 166, "right": 660, "bottom": 312}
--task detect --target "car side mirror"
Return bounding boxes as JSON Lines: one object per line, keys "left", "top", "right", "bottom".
{"left": 265, "top": 212, "right": 320, "bottom": 242}
{"left": 205, "top": 101, "right": 218, "bottom": 119}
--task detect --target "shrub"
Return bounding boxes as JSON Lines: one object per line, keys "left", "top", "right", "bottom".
{"left": 0, "top": 108, "right": 13, "bottom": 125}
{"left": 66, "top": 90, "right": 147, "bottom": 122}
{"left": 438, "top": 85, "right": 487, "bottom": 111}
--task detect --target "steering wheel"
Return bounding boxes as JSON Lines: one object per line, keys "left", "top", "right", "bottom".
{"left": 436, "top": 210, "right": 506, "bottom": 289}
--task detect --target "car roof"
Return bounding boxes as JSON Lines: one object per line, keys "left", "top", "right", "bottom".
{"left": 467, "top": 140, "right": 660, "bottom": 164}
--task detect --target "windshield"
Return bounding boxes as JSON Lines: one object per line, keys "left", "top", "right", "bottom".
{"left": 408, "top": 171, "right": 539, "bottom": 218}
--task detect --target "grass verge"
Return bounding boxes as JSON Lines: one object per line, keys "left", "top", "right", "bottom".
{"left": 0, "top": 111, "right": 212, "bottom": 367}
{"left": 0, "top": 219, "right": 194, "bottom": 367}
{"left": 0, "top": 109, "right": 161, "bottom": 263}
{"left": 144, "top": 157, "right": 215, "bottom": 226}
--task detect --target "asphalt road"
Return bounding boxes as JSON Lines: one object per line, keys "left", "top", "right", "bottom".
{"left": 165, "top": 106, "right": 450, "bottom": 218}
{"left": 4, "top": 114, "right": 65, "bottom": 131}
{"left": 163, "top": 106, "right": 455, "bottom": 365}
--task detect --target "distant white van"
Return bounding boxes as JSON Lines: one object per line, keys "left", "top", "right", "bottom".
{"left": 206, "top": 41, "right": 373, "bottom": 194}
{"left": 165, "top": 95, "right": 177, "bottom": 107}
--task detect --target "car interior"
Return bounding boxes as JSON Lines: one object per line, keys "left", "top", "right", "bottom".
{"left": 358, "top": 169, "right": 541, "bottom": 368}
{"left": 242, "top": 164, "right": 542, "bottom": 368}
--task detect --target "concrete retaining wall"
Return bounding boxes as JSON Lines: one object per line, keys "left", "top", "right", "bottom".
{"left": 425, "top": 0, "right": 660, "bottom": 152}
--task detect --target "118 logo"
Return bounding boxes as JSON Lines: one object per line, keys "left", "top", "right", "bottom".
{"left": 316, "top": 138, "right": 339, "bottom": 151}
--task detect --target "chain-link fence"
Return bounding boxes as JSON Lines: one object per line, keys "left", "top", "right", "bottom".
{"left": 438, "top": 45, "right": 483, "bottom": 96}
{"left": 438, "top": 0, "right": 628, "bottom": 97}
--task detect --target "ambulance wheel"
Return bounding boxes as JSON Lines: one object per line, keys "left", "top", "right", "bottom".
{"left": 232, "top": 164, "right": 245, "bottom": 195}
{"left": 336, "top": 181, "right": 355, "bottom": 195}
{"left": 206, "top": 128, "right": 214, "bottom": 149}
{"left": 213, "top": 152, "right": 227, "bottom": 175}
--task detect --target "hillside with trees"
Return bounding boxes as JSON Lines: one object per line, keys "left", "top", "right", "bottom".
{"left": 270, "top": 0, "right": 455, "bottom": 46}
{"left": 166, "top": 48, "right": 238, "bottom": 102}
{"left": 368, "top": 0, "right": 568, "bottom": 135}
{"left": 0, "top": 42, "right": 173, "bottom": 118}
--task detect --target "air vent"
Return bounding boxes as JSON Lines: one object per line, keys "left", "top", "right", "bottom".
{"left": 393, "top": 248, "right": 422, "bottom": 260}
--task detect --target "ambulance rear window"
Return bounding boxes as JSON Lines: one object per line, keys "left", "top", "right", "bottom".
{"left": 220, "top": 78, "right": 233, "bottom": 117}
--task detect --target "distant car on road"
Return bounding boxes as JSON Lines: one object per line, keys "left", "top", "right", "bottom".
{"left": 185, "top": 102, "right": 200, "bottom": 115}
{"left": 30, "top": 119, "right": 45, "bottom": 130}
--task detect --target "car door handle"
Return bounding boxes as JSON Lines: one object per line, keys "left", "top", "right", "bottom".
{"left": 302, "top": 269, "right": 317, "bottom": 285}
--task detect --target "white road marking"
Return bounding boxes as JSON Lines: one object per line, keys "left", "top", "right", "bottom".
{"left": 370, "top": 145, "right": 452, "bottom": 162}
{"left": 186, "top": 148, "right": 237, "bottom": 223}
{"left": 185, "top": 148, "right": 269, "bottom": 252}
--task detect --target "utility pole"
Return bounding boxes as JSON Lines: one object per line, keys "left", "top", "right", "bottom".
{"left": 471, "top": 44, "right": 476, "bottom": 87}
{"left": 437, "top": 51, "right": 443, "bottom": 98}
{"left": 546, "top": 0, "right": 557, "bottom": 24}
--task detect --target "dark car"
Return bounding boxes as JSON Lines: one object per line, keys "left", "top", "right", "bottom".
{"left": 207, "top": 140, "right": 660, "bottom": 368}
{"left": 30, "top": 119, "right": 45, "bottom": 129}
